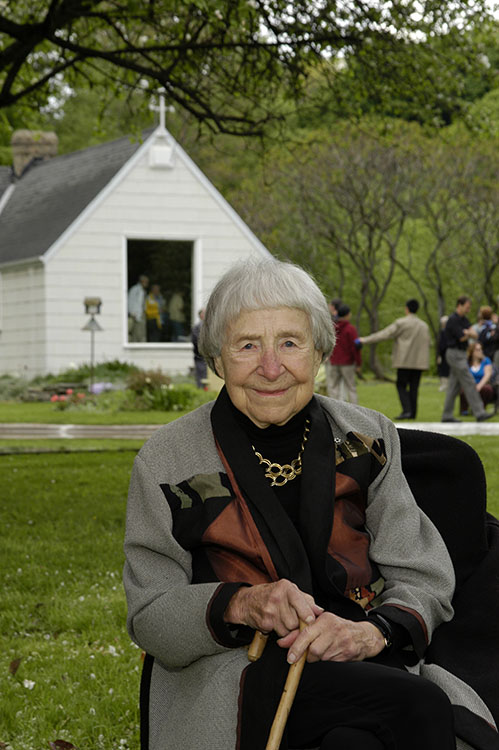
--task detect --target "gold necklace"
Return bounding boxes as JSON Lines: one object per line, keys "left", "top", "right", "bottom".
{"left": 252, "top": 419, "right": 310, "bottom": 487}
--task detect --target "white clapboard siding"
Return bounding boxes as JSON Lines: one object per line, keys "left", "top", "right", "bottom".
{"left": 0, "top": 264, "right": 46, "bottom": 375}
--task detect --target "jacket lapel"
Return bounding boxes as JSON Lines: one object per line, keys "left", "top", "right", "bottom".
{"left": 211, "top": 387, "right": 313, "bottom": 593}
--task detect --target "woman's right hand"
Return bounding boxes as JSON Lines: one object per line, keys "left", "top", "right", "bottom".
{"left": 223, "top": 579, "right": 323, "bottom": 637}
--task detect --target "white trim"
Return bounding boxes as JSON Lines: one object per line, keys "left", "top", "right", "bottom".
{"left": 123, "top": 342, "right": 192, "bottom": 350}
{"left": 122, "top": 237, "right": 128, "bottom": 346}
{"left": 0, "top": 183, "right": 15, "bottom": 217}
{"left": 192, "top": 239, "right": 203, "bottom": 321}
{"left": 124, "top": 229, "right": 198, "bottom": 242}
{"left": 123, "top": 233, "right": 198, "bottom": 347}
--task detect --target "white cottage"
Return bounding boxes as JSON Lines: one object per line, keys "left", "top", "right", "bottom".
{"left": 0, "top": 123, "right": 270, "bottom": 377}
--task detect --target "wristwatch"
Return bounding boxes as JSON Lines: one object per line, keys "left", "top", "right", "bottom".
{"left": 368, "top": 613, "right": 393, "bottom": 650}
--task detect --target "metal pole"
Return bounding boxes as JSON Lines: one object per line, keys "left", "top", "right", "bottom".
{"left": 90, "top": 323, "right": 95, "bottom": 392}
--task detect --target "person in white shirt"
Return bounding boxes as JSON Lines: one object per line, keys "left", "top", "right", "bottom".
{"left": 128, "top": 275, "right": 149, "bottom": 342}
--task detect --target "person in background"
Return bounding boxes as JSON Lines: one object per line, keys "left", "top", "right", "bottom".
{"left": 474, "top": 306, "right": 498, "bottom": 360}
{"left": 328, "top": 298, "right": 342, "bottom": 321}
{"left": 326, "top": 304, "right": 362, "bottom": 404}
{"left": 437, "top": 315, "right": 450, "bottom": 391}
{"left": 359, "top": 300, "right": 430, "bottom": 420}
{"left": 169, "top": 290, "right": 186, "bottom": 341}
{"left": 145, "top": 283, "right": 166, "bottom": 343}
{"left": 191, "top": 308, "right": 207, "bottom": 389}
{"left": 127, "top": 274, "right": 149, "bottom": 342}
{"left": 460, "top": 341, "right": 496, "bottom": 415}
{"left": 493, "top": 312, "right": 499, "bottom": 373}
{"left": 441, "top": 296, "right": 493, "bottom": 423}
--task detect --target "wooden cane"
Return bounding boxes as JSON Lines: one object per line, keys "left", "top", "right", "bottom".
{"left": 248, "top": 630, "right": 269, "bottom": 662}
{"left": 265, "top": 620, "right": 308, "bottom": 750}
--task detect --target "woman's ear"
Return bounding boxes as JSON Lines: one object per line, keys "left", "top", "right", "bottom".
{"left": 213, "top": 356, "right": 225, "bottom": 380}
{"left": 313, "top": 350, "right": 324, "bottom": 375}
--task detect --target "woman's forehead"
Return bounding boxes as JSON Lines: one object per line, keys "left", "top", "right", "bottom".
{"left": 226, "top": 307, "right": 311, "bottom": 336}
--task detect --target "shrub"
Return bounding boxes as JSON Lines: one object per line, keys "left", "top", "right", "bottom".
{"left": 141, "top": 382, "right": 204, "bottom": 411}
{"left": 126, "top": 369, "right": 171, "bottom": 396}
{"left": 32, "top": 360, "right": 139, "bottom": 387}
{"left": 0, "top": 375, "right": 30, "bottom": 400}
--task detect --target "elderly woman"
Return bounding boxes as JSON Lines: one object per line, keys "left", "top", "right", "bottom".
{"left": 124, "top": 259, "right": 460, "bottom": 750}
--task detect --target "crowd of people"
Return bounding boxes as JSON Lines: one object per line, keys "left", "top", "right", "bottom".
{"left": 127, "top": 274, "right": 187, "bottom": 343}
{"left": 325, "top": 295, "right": 499, "bottom": 422}
{"left": 129, "top": 273, "right": 498, "bottom": 415}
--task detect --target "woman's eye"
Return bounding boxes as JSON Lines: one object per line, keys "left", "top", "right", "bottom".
{"left": 242, "top": 343, "right": 254, "bottom": 350}
{"left": 283, "top": 340, "right": 296, "bottom": 348}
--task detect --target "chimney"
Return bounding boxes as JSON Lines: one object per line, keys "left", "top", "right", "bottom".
{"left": 11, "top": 129, "right": 59, "bottom": 178}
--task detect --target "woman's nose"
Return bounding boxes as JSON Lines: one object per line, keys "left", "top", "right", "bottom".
{"left": 258, "top": 349, "right": 283, "bottom": 380}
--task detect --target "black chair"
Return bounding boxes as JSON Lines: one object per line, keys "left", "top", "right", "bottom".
{"left": 398, "top": 428, "right": 499, "bottom": 736}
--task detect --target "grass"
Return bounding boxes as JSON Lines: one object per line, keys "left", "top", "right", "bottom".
{"left": 459, "top": 437, "right": 499, "bottom": 518}
{"left": 1, "top": 451, "right": 140, "bottom": 750}
{"left": 0, "top": 440, "right": 145, "bottom": 455}
{"left": 0, "top": 401, "right": 188, "bottom": 424}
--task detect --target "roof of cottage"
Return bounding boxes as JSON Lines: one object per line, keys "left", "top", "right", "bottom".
{"left": 0, "top": 131, "right": 152, "bottom": 267}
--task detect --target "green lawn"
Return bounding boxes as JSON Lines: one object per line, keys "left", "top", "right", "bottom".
{"left": 1, "top": 451, "right": 139, "bottom": 750}
{"left": 0, "top": 401, "right": 186, "bottom": 424}
{"left": 1, "top": 375, "right": 496, "bottom": 425}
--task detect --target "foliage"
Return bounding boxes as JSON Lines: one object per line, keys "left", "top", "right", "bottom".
{"left": 320, "top": 19, "right": 499, "bottom": 128}
{"left": 210, "top": 118, "right": 499, "bottom": 376}
{"left": 126, "top": 368, "right": 171, "bottom": 395}
{"left": 0, "top": 374, "right": 30, "bottom": 400}
{"left": 126, "top": 370, "right": 214, "bottom": 411}
{"left": 30, "top": 360, "right": 139, "bottom": 387}
{"left": 0, "top": 1, "right": 496, "bottom": 139}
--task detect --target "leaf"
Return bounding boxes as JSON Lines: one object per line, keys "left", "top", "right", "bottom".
{"left": 9, "top": 657, "right": 22, "bottom": 675}
{"left": 49, "top": 741, "right": 78, "bottom": 750}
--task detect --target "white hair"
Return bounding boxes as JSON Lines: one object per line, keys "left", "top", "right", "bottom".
{"left": 199, "top": 257, "right": 336, "bottom": 372}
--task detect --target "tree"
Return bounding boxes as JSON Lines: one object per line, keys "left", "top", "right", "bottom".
{"left": 455, "top": 144, "right": 499, "bottom": 308}
{"left": 393, "top": 139, "right": 471, "bottom": 335}
{"left": 0, "top": 1, "right": 495, "bottom": 137}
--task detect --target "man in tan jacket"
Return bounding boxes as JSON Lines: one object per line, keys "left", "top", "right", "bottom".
{"left": 359, "top": 299, "right": 430, "bottom": 420}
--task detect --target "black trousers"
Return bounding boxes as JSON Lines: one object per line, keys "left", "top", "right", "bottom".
{"left": 287, "top": 659, "right": 455, "bottom": 750}
{"left": 396, "top": 368, "right": 422, "bottom": 418}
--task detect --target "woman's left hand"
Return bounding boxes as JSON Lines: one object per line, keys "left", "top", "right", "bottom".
{"left": 277, "top": 611, "right": 385, "bottom": 664}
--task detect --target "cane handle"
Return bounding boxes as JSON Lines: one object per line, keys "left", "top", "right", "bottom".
{"left": 248, "top": 630, "right": 269, "bottom": 662}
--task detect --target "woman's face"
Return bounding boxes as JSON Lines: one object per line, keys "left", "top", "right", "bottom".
{"left": 214, "top": 307, "right": 322, "bottom": 428}
{"left": 474, "top": 343, "right": 484, "bottom": 359}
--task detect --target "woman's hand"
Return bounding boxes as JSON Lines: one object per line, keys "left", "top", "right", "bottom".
{"left": 277, "top": 612, "right": 385, "bottom": 664}
{"left": 223, "top": 579, "right": 323, "bottom": 637}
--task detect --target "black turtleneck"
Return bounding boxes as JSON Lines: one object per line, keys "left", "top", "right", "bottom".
{"left": 228, "top": 398, "right": 312, "bottom": 529}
